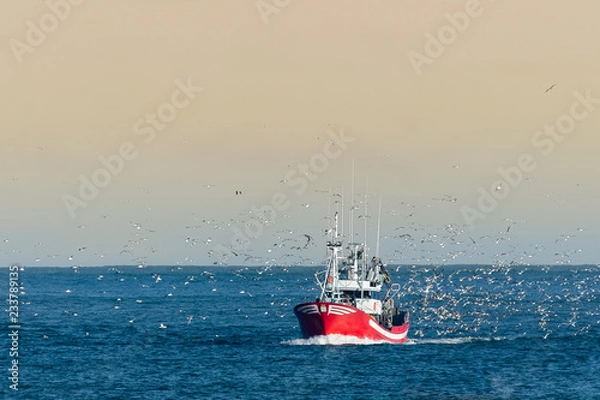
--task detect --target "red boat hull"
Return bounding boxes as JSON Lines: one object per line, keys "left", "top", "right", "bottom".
{"left": 294, "top": 302, "right": 409, "bottom": 343}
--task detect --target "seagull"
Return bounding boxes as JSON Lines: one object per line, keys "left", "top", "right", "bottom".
{"left": 545, "top": 84, "right": 556, "bottom": 93}
{"left": 303, "top": 234, "right": 313, "bottom": 248}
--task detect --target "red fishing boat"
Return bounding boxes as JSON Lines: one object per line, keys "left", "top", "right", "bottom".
{"left": 294, "top": 212, "right": 409, "bottom": 343}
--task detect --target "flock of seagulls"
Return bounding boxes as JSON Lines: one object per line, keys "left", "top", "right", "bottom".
{"left": 402, "top": 264, "right": 600, "bottom": 339}
{"left": 0, "top": 181, "right": 590, "bottom": 268}
{"left": 46, "top": 262, "right": 600, "bottom": 341}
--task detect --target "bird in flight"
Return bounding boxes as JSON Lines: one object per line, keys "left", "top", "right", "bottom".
{"left": 303, "top": 234, "right": 313, "bottom": 248}
{"left": 544, "top": 84, "right": 556, "bottom": 93}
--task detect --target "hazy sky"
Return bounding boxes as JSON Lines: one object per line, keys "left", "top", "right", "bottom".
{"left": 2, "top": 1, "right": 600, "bottom": 267}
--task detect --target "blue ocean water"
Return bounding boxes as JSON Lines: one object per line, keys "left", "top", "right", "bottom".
{"left": 2, "top": 264, "right": 600, "bottom": 399}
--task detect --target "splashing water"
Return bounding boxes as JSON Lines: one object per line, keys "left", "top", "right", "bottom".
{"left": 282, "top": 334, "right": 392, "bottom": 346}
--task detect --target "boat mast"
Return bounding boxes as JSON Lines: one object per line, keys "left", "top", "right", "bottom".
{"left": 360, "top": 180, "right": 368, "bottom": 299}
{"left": 364, "top": 179, "right": 369, "bottom": 265}
{"left": 334, "top": 210, "right": 339, "bottom": 243}
{"left": 333, "top": 211, "right": 340, "bottom": 299}
{"left": 376, "top": 197, "right": 382, "bottom": 257}
{"left": 350, "top": 159, "right": 355, "bottom": 243}
{"left": 327, "top": 185, "right": 332, "bottom": 240}
{"left": 340, "top": 185, "right": 344, "bottom": 243}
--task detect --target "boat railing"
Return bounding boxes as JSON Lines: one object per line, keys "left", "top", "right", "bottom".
{"left": 384, "top": 282, "right": 401, "bottom": 302}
